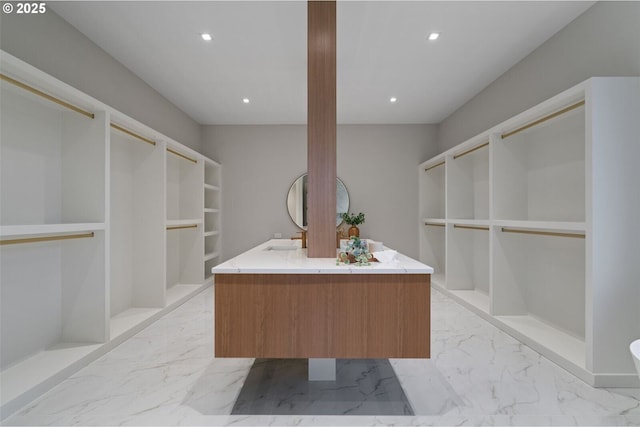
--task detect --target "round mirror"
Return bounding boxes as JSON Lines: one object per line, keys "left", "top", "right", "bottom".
{"left": 286, "top": 174, "right": 349, "bottom": 229}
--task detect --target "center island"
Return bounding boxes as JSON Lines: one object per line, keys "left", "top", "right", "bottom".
{"left": 212, "top": 239, "right": 433, "bottom": 364}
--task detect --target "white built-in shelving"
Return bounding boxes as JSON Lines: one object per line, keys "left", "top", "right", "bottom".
{"left": 420, "top": 158, "right": 446, "bottom": 220}
{"left": 419, "top": 220, "right": 446, "bottom": 286}
{"left": 0, "top": 50, "right": 221, "bottom": 418}
{"left": 166, "top": 144, "right": 204, "bottom": 298}
{"left": 109, "top": 116, "right": 165, "bottom": 340}
{"left": 204, "top": 159, "right": 222, "bottom": 281}
{"left": 493, "top": 101, "right": 585, "bottom": 223}
{"left": 448, "top": 135, "right": 490, "bottom": 220}
{"left": 1, "top": 64, "right": 108, "bottom": 416}
{"left": 447, "top": 223, "right": 490, "bottom": 314}
{"left": 419, "top": 77, "right": 640, "bottom": 388}
{"left": 419, "top": 158, "right": 446, "bottom": 285}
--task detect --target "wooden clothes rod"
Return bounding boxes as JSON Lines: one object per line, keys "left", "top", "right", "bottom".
{"left": 0, "top": 232, "right": 94, "bottom": 246}
{"left": 454, "top": 224, "right": 489, "bottom": 231}
{"left": 424, "top": 161, "right": 445, "bottom": 172}
{"left": 453, "top": 141, "right": 489, "bottom": 160}
{"left": 501, "top": 227, "right": 585, "bottom": 239}
{"left": 501, "top": 100, "right": 585, "bottom": 139}
{"left": 425, "top": 222, "right": 445, "bottom": 227}
{"left": 167, "top": 148, "right": 198, "bottom": 164}
{"left": 166, "top": 224, "right": 198, "bottom": 231}
{"left": 111, "top": 123, "right": 156, "bottom": 146}
{"left": 1, "top": 73, "right": 95, "bottom": 119}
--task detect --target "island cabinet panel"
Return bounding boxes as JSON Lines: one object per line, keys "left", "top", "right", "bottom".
{"left": 215, "top": 274, "right": 430, "bottom": 359}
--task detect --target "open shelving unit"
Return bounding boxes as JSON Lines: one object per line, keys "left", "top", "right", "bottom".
{"left": 109, "top": 117, "right": 165, "bottom": 340}
{"left": 448, "top": 137, "right": 490, "bottom": 220}
{"left": 0, "top": 50, "right": 221, "bottom": 418}
{"left": 1, "top": 66, "right": 107, "bottom": 415}
{"left": 419, "top": 156, "right": 446, "bottom": 286}
{"left": 447, "top": 223, "right": 490, "bottom": 314}
{"left": 494, "top": 100, "right": 585, "bottom": 222}
{"left": 493, "top": 224, "right": 586, "bottom": 370}
{"left": 0, "top": 78, "right": 105, "bottom": 227}
{"left": 420, "top": 221, "right": 446, "bottom": 286}
{"left": 419, "top": 77, "right": 640, "bottom": 388}
{"left": 420, "top": 158, "right": 446, "bottom": 220}
{"left": 204, "top": 159, "right": 222, "bottom": 281}
{"left": 166, "top": 145, "right": 204, "bottom": 304}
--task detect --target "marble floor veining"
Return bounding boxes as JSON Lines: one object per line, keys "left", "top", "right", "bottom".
{"left": 232, "top": 359, "right": 415, "bottom": 416}
{"left": 3, "top": 286, "right": 639, "bottom": 426}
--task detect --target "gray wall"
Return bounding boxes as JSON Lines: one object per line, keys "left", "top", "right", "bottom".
{"left": 202, "top": 124, "right": 438, "bottom": 260}
{"left": 0, "top": 10, "right": 202, "bottom": 151}
{"left": 438, "top": 1, "right": 640, "bottom": 152}
{"left": 4, "top": 2, "right": 638, "bottom": 261}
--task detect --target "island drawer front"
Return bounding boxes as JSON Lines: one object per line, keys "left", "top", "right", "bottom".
{"left": 214, "top": 273, "right": 430, "bottom": 359}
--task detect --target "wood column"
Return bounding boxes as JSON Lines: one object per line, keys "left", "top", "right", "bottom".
{"left": 307, "top": 0, "right": 336, "bottom": 257}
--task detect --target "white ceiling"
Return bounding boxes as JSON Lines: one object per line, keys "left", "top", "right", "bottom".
{"left": 51, "top": 1, "right": 594, "bottom": 125}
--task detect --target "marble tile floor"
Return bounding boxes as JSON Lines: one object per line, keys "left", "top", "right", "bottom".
{"left": 3, "top": 286, "right": 639, "bottom": 426}
{"left": 232, "top": 359, "right": 414, "bottom": 416}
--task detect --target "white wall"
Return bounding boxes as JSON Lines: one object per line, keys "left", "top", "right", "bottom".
{"left": 0, "top": 10, "right": 202, "bottom": 151}
{"left": 438, "top": 1, "right": 640, "bottom": 152}
{"left": 202, "top": 124, "right": 438, "bottom": 260}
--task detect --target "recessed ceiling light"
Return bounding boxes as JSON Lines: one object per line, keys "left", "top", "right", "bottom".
{"left": 242, "top": 98, "right": 250, "bottom": 104}
{"left": 390, "top": 97, "right": 397, "bottom": 103}
{"left": 201, "top": 33, "right": 212, "bottom": 41}
{"left": 428, "top": 32, "right": 440, "bottom": 41}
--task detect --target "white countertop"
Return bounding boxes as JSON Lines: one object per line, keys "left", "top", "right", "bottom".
{"left": 212, "top": 239, "right": 434, "bottom": 274}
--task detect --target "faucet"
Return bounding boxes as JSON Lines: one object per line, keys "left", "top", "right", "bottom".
{"left": 336, "top": 228, "right": 347, "bottom": 248}
{"left": 291, "top": 230, "right": 307, "bottom": 248}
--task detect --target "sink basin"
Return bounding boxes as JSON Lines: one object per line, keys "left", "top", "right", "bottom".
{"left": 264, "top": 245, "right": 298, "bottom": 251}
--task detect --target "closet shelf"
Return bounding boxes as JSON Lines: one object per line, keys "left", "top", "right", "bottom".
{"left": 110, "top": 122, "right": 155, "bottom": 146}
{"left": 166, "top": 284, "right": 201, "bottom": 307}
{"left": 204, "top": 231, "right": 220, "bottom": 237}
{"left": 0, "top": 72, "right": 94, "bottom": 119}
{"left": 495, "top": 315, "right": 586, "bottom": 370}
{"left": 204, "top": 208, "right": 220, "bottom": 213}
{"left": 166, "top": 147, "right": 198, "bottom": 164}
{"left": 204, "top": 252, "right": 220, "bottom": 262}
{"left": 166, "top": 219, "right": 202, "bottom": 227}
{"left": 423, "top": 218, "right": 446, "bottom": 226}
{"left": 0, "top": 342, "right": 102, "bottom": 414}
{"left": 110, "top": 308, "right": 161, "bottom": 340}
{"left": 448, "top": 289, "right": 490, "bottom": 315}
{"left": 450, "top": 219, "right": 490, "bottom": 227}
{"left": 452, "top": 140, "right": 489, "bottom": 159}
{"left": 492, "top": 220, "right": 585, "bottom": 233}
{"left": 0, "top": 223, "right": 105, "bottom": 238}
{"left": 204, "top": 184, "right": 220, "bottom": 191}
{"left": 424, "top": 160, "right": 445, "bottom": 172}
{"left": 501, "top": 100, "right": 585, "bottom": 140}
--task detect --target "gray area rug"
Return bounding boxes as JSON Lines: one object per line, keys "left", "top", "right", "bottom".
{"left": 231, "top": 358, "right": 414, "bottom": 416}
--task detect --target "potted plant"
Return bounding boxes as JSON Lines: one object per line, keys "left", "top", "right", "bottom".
{"left": 341, "top": 212, "right": 365, "bottom": 237}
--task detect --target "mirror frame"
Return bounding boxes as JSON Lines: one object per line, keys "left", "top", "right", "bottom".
{"left": 286, "top": 174, "right": 349, "bottom": 230}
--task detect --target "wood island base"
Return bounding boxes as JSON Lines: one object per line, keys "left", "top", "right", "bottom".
{"left": 214, "top": 273, "right": 430, "bottom": 359}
